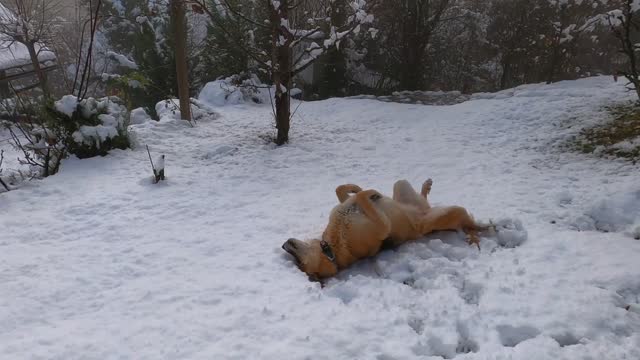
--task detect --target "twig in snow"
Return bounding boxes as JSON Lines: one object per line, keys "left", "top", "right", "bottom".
{"left": 146, "top": 144, "right": 156, "bottom": 172}
{"left": 146, "top": 145, "right": 165, "bottom": 184}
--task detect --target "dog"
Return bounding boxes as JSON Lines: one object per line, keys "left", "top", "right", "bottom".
{"left": 282, "top": 179, "right": 487, "bottom": 280}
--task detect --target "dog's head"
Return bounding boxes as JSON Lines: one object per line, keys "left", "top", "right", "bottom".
{"left": 282, "top": 238, "right": 338, "bottom": 280}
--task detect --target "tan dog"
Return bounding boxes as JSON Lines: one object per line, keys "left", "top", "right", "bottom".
{"left": 282, "top": 179, "right": 486, "bottom": 280}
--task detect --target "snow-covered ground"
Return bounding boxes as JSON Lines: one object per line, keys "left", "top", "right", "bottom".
{"left": 1, "top": 77, "right": 640, "bottom": 359}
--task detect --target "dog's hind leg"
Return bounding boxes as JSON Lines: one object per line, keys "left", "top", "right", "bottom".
{"left": 416, "top": 206, "right": 485, "bottom": 249}
{"left": 421, "top": 178, "right": 433, "bottom": 199}
{"left": 336, "top": 184, "right": 363, "bottom": 203}
{"left": 393, "top": 180, "right": 431, "bottom": 211}
{"left": 353, "top": 190, "right": 392, "bottom": 255}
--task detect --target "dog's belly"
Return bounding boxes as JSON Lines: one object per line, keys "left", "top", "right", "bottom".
{"left": 384, "top": 206, "right": 421, "bottom": 242}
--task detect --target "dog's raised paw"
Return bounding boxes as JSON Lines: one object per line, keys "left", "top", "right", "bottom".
{"left": 421, "top": 179, "right": 433, "bottom": 197}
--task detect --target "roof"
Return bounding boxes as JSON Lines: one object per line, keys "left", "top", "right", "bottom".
{"left": 0, "top": 3, "right": 56, "bottom": 72}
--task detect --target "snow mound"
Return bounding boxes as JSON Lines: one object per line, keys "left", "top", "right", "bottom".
{"left": 574, "top": 190, "right": 640, "bottom": 238}
{"left": 492, "top": 218, "right": 528, "bottom": 248}
{"left": 129, "top": 107, "right": 151, "bottom": 125}
{"left": 198, "top": 75, "right": 268, "bottom": 107}
{"left": 198, "top": 75, "right": 301, "bottom": 107}
{"left": 199, "top": 79, "right": 245, "bottom": 106}
{"left": 202, "top": 145, "right": 237, "bottom": 159}
{"left": 155, "top": 99, "right": 218, "bottom": 122}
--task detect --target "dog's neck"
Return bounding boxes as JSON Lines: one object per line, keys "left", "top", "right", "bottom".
{"left": 320, "top": 240, "right": 338, "bottom": 267}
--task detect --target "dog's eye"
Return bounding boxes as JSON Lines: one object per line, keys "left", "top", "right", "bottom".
{"left": 370, "top": 193, "right": 382, "bottom": 201}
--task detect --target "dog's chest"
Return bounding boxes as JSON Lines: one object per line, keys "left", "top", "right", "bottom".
{"left": 336, "top": 203, "right": 360, "bottom": 216}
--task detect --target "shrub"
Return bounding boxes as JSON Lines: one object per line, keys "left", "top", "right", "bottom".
{"left": 49, "top": 95, "right": 130, "bottom": 159}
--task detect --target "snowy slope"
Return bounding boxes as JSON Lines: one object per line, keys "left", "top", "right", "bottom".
{"left": 1, "top": 77, "right": 640, "bottom": 359}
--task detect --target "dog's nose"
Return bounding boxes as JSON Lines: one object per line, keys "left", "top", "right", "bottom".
{"left": 282, "top": 239, "right": 302, "bottom": 263}
{"left": 285, "top": 238, "right": 298, "bottom": 248}
{"left": 282, "top": 238, "right": 298, "bottom": 254}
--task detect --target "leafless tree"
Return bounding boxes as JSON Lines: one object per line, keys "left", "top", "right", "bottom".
{"left": 606, "top": 0, "right": 640, "bottom": 101}
{"left": 0, "top": 0, "right": 64, "bottom": 98}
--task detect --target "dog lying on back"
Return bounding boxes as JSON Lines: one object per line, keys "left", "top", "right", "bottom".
{"left": 283, "top": 179, "right": 487, "bottom": 280}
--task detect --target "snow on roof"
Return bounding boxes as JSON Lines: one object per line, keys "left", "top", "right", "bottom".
{"left": 0, "top": 3, "right": 56, "bottom": 72}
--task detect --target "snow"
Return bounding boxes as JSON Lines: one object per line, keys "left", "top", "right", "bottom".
{"left": 1, "top": 76, "right": 640, "bottom": 359}
{"left": 573, "top": 190, "right": 640, "bottom": 238}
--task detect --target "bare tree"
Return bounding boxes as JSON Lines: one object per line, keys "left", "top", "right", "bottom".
{"left": 0, "top": 0, "right": 63, "bottom": 98}
{"left": 606, "top": 0, "right": 640, "bottom": 101}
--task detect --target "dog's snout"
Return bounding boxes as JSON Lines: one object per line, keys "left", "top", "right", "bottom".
{"left": 285, "top": 238, "right": 299, "bottom": 249}
{"left": 282, "top": 239, "right": 303, "bottom": 265}
{"left": 282, "top": 239, "right": 300, "bottom": 258}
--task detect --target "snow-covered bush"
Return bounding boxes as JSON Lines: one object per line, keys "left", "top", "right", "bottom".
{"left": 130, "top": 107, "right": 151, "bottom": 125}
{"left": 49, "top": 95, "right": 130, "bottom": 158}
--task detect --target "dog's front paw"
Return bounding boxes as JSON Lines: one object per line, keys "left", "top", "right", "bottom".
{"left": 466, "top": 233, "right": 481, "bottom": 250}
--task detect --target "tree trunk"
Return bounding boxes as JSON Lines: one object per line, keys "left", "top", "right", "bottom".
{"left": 546, "top": 40, "right": 562, "bottom": 84}
{"left": 500, "top": 59, "right": 511, "bottom": 90}
{"left": 274, "top": 47, "right": 291, "bottom": 145}
{"left": 400, "top": 50, "right": 422, "bottom": 91}
{"left": 318, "top": 2, "right": 348, "bottom": 98}
{"left": 275, "top": 84, "right": 290, "bottom": 145}
{"left": 26, "top": 42, "right": 50, "bottom": 98}
{"left": 398, "top": 1, "right": 429, "bottom": 91}
{"left": 171, "top": 0, "right": 192, "bottom": 121}
{"left": 271, "top": 0, "right": 291, "bottom": 145}
{"left": 0, "top": 70, "right": 9, "bottom": 98}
